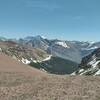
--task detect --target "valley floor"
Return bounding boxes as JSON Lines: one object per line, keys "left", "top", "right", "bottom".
{"left": 0, "top": 72, "right": 100, "bottom": 100}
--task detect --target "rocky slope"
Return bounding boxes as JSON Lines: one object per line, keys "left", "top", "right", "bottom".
{"left": 0, "top": 40, "right": 49, "bottom": 64}
{"left": 72, "top": 48, "right": 100, "bottom": 75}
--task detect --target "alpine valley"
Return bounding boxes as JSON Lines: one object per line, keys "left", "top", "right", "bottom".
{"left": 0, "top": 35, "right": 100, "bottom": 75}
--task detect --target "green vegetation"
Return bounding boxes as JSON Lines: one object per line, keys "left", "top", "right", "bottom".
{"left": 29, "top": 62, "right": 42, "bottom": 69}
{"left": 29, "top": 57, "right": 78, "bottom": 75}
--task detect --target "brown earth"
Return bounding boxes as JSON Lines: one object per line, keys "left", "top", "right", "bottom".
{"left": 0, "top": 53, "right": 100, "bottom": 100}
{"left": 0, "top": 52, "right": 45, "bottom": 76}
{"left": 0, "top": 40, "right": 49, "bottom": 61}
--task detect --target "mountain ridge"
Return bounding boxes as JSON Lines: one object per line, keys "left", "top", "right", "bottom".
{"left": 72, "top": 48, "right": 100, "bottom": 75}
{"left": 1, "top": 35, "right": 100, "bottom": 75}
{"left": 18, "top": 35, "right": 100, "bottom": 63}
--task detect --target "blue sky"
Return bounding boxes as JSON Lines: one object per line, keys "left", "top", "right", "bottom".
{"left": 0, "top": 0, "right": 100, "bottom": 41}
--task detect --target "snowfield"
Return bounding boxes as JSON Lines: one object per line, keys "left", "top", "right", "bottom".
{"left": 56, "top": 41, "right": 70, "bottom": 48}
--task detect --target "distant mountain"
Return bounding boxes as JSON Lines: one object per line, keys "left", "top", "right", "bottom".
{"left": 1, "top": 35, "right": 100, "bottom": 75}
{"left": 18, "top": 35, "right": 100, "bottom": 63}
{"left": 47, "top": 40, "right": 81, "bottom": 63}
{"left": 72, "top": 48, "right": 100, "bottom": 75}
{"left": 0, "top": 40, "right": 78, "bottom": 75}
{"left": 19, "top": 35, "right": 49, "bottom": 51}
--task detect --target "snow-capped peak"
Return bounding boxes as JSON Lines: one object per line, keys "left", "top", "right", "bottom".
{"left": 55, "top": 41, "right": 70, "bottom": 48}
{"left": 41, "top": 35, "right": 46, "bottom": 39}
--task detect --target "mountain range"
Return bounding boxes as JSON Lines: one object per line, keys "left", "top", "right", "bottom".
{"left": 18, "top": 35, "right": 100, "bottom": 63}
{"left": 0, "top": 35, "right": 100, "bottom": 75}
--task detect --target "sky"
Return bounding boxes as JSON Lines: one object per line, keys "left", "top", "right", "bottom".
{"left": 0, "top": 0, "right": 100, "bottom": 41}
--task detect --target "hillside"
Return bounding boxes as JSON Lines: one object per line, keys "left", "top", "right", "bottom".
{"left": 72, "top": 48, "right": 100, "bottom": 75}
{"left": 0, "top": 47, "right": 100, "bottom": 100}
{"left": 0, "top": 53, "right": 45, "bottom": 76}
{"left": 0, "top": 40, "right": 49, "bottom": 63}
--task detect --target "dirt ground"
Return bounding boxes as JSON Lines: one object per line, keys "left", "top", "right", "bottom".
{"left": 0, "top": 73, "right": 100, "bottom": 100}
{"left": 0, "top": 53, "right": 100, "bottom": 100}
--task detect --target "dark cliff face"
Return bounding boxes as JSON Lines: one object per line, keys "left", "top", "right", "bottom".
{"left": 79, "top": 48, "right": 100, "bottom": 68}
{"left": 73, "top": 48, "right": 100, "bottom": 75}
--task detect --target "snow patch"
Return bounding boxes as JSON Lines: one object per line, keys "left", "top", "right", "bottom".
{"left": 56, "top": 41, "right": 70, "bottom": 48}
{"left": 30, "top": 58, "right": 37, "bottom": 63}
{"left": 21, "top": 58, "right": 31, "bottom": 64}
{"left": 79, "top": 69, "right": 84, "bottom": 73}
{"left": 43, "top": 55, "right": 52, "bottom": 61}
{"left": 71, "top": 72, "right": 76, "bottom": 75}
{"left": 88, "top": 57, "right": 96, "bottom": 66}
{"left": 81, "top": 46, "right": 98, "bottom": 51}
{"left": 0, "top": 48, "right": 2, "bottom": 52}
{"left": 41, "top": 35, "right": 46, "bottom": 39}
{"left": 40, "top": 68, "right": 47, "bottom": 72}
{"left": 79, "top": 69, "right": 91, "bottom": 75}
{"left": 88, "top": 57, "right": 100, "bottom": 68}
{"left": 94, "top": 69, "right": 100, "bottom": 75}
{"left": 92, "top": 60, "right": 100, "bottom": 68}
{"left": 33, "top": 60, "right": 37, "bottom": 63}
{"left": 87, "top": 54, "right": 100, "bottom": 68}
{"left": 87, "top": 46, "right": 98, "bottom": 50}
